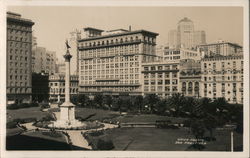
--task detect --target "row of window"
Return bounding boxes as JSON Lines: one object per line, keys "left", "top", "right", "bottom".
{"left": 9, "top": 55, "right": 28, "bottom": 61}
{"left": 203, "top": 75, "right": 243, "bottom": 81}
{"left": 81, "top": 80, "right": 140, "bottom": 85}
{"left": 203, "top": 61, "right": 243, "bottom": 69}
{"left": 80, "top": 35, "right": 155, "bottom": 47}
{"left": 7, "top": 24, "right": 32, "bottom": 31}
{"left": 144, "top": 72, "right": 178, "bottom": 78}
{"left": 50, "top": 88, "right": 78, "bottom": 93}
{"left": 144, "top": 79, "right": 178, "bottom": 85}
{"left": 81, "top": 62, "right": 140, "bottom": 70}
{"left": 80, "top": 86, "right": 138, "bottom": 92}
{"left": 8, "top": 87, "right": 30, "bottom": 93}
{"left": 9, "top": 69, "right": 28, "bottom": 74}
{"left": 8, "top": 81, "right": 29, "bottom": 86}
{"left": 9, "top": 49, "right": 29, "bottom": 55}
{"left": 49, "top": 82, "right": 78, "bottom": 86}
{"left": 143, "top": 65, "right": 178, "bottom": 71}
{"left": 144, "top": 86, "right": 178, "bottom": 92}
{"left": 82, "top": 55, "right": 139, "bottom": 64}
{"left": 9, "top": 62, "right": 29, "bottom": 67}
{"left": 80, "top": 69, "right": 140, "bottom": 75}
{"left": 9, "top": 41, "right": 30, "bottom": 48}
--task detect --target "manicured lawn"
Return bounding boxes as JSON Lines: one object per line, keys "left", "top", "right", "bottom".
{"left": 6, "top": 132, "right": 71, "bottom": 150}
{"left": 75, "top": 107, "right": 120, "bottom": 121}
{"left": 75, "top": 108, "right": 186, "bottom": 124}
{"left": 22, "top": 131, "right": 68, "bottom": 143}
{"left": 90, "top": 127, "right": 243, "bottom": 151}
{"left": 7, "top": 107, "right": 49, "bottom": 122}
{"left": 111, "top": 114, "right": 187, "bottom": 123}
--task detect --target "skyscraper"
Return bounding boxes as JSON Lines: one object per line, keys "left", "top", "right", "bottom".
{"left": 177, "top": 17, "right": 195, "bottom": 49}
{"left": 6, "top": 12, "right": 34, "bottom": 104}
{"left": 168, "top": 17, "right": 206, "bottom": 49}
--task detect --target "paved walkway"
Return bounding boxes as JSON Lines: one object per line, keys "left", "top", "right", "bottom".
{"left": 21, "top": 111, "right": 118, "bottom": 150}
{"left": 67, "top": 130, "right": 92, "bottom": 149}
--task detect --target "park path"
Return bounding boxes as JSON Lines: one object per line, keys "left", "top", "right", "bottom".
{"left": 67, "top": 130, "right": 92, "bottom": 149}
{"left": 21, "top": 111, "right": 118, "bottom": 150}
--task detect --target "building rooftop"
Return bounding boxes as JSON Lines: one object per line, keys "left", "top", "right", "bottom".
{"left": 79, "top": 29, "right": 159, "bottom": 42}
{"left": 198, "top": 41, "right": 242, "bottom": 48}
{"left": 178, "top": 17, "right": 192, "bottom": 23}
{"left": 7, "top": 11, "right": 34, "bottom": 25}
{"left": 84, "top": 27, "right": 104, "bottom": 32}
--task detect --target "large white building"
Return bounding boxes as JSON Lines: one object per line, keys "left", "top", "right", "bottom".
{"left": 77, "top": 28, "right": 158, "bottom": 96}
{"left": 200, "top": 56, "right": 243, "bottom": 104}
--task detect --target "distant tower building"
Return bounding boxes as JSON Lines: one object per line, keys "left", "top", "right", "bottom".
{"left": 194, "top": 30, "right": 206, "bottom": 45}
{"left": 168, "top": 30, "right": 178, "bottom": 49}
{"left": 177, "top": 17, "right": 195, "bottom": 49}
{"left": 168, "top": 17, "right": 206, "bottom": 49}
{"left": 32, "top": 47, "right": 57, "bottom": 75}
{"left": 6, "top": 12, "right": 34, "bottom": 104}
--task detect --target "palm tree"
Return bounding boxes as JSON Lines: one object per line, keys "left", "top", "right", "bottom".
{"left": 134, "top": 95, "right": 143, "bottom": 113}
{"left": 144, "top": 94, "right": 160, "bottom": 114}
{"left": 104, "top": 95, "right": 113, "bottom": 109}
{"left": 94, "top": 94, "right": 104, "bottom": 108}
{"left": 168, "top": 93, "right": 186, "bottom": 117}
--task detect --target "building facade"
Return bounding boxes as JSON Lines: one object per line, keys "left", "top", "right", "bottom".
{"left": 163, "top": 48, "right": 201, "bottom": 62}
{"left": 32, "top": 72, "right": 49, "bottom": 103}
{"left": 6, "top": 12, "right": 34, "bottom": 104}
{"left": 179, "top": 59, "right": 201, "bottom": 97}
{"left": 198, "top": 40, "right": 243, "bottom": 57}
{"left": 200, "top": 56, "right": 243, "bottom": 104}
{"left": 142, "top": 61, "right": 180, "bottom": 98}
{"left": 32, "top": 46, "right": 57, "bottom": 75}
{"left": 78, "top": 28, "right": 158, "bottom": 96}
{"left": 49, "top": 74, "right": 79, "bottom": 103}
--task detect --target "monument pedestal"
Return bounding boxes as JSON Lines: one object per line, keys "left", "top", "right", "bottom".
{"left": 49, "top": 102, "right": 85, "bottom": 129}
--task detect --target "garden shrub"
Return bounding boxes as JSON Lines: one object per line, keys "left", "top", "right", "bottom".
{"left": 7, "top": 103, "right": 39, "bottom": 110}
{"left": 12, "top": 117, "right": 37, "bottom": 124}
{"left": 6, "top": 121, "right": 17, "bottom": 129}
{"left": 96, "top": 138, "right": 114, "bottom": 150}
{"left": 41, "top": 131, "right": 62, "bottom": 138}
{"left": 89, "top": 130, "right": 104, "bottom": 137}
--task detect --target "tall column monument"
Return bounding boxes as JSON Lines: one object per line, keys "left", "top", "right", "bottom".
{"left": 50, "top": 41, "right": 83, "bottom": 129}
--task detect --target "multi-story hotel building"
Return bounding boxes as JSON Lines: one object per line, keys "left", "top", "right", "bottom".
{"left": 179, "top": 59, "right": 201, "bottom": 97}
{"left": 141, "top": 61, "right": 180, "bottom": 98}
{"left": 49, "top": 74, "right": 79, "bottom": 103}
{"left": 200, "top": 56, "right": 243, "bottom": 104}
{"left": 6, "top": 12, "right": 34, "bottom": 104}
{"left": 78, "top": 28, "right": 158, "bottom": 96}
{"left": 198, "top": 40, "right": 243, "bottom": 57}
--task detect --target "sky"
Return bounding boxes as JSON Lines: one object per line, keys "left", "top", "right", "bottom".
{"left": 8, "top": 6, "right": 243, "bottom": 61}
